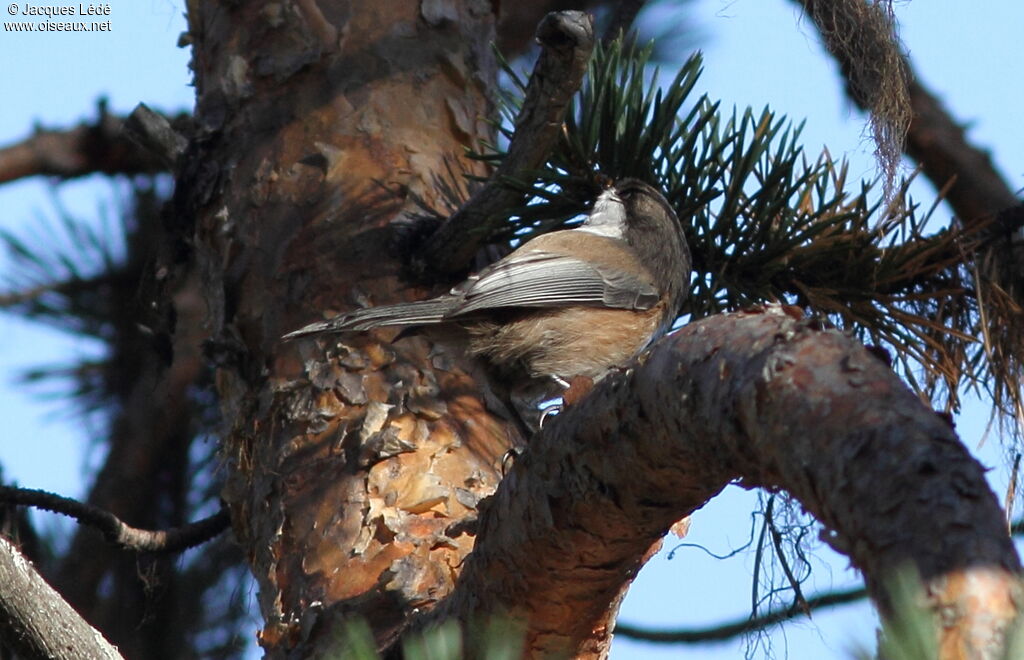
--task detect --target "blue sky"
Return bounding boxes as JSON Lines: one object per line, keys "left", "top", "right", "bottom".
{"left": 1, "top": 2, "right": 1021, "bottom": 658}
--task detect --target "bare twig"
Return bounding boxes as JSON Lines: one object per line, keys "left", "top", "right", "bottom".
{"left": 420, "top": 10, "right": 595, "bottom": 273}
{"left": 0, "top": 99, "right": 175, "bottom": 184}
{"left": 615, "top": 585, "right": 868, "bottom": 643}
{"left": 0, "top": 486, "right": 229, "bottom": 553}
{"left": 766, "top": 497, "right": 810, "bottom": 617}
{"left": 615, "top": 514, "right": 1024, "bottom": 645}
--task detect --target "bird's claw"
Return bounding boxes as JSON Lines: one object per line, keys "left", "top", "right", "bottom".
{"left": 500, "top": 448, "right": 522, "bottom": 476}
{"left": 538, "top": 404, "right": 562, "bottom": 428}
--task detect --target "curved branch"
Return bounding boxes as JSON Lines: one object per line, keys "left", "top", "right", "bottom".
{"left": 615, "top": 585, "right": 868, "bottom": 644}
{"left": 420, "top": 10, "right": 595, "bottom": 273}
{"left": 422, "top": 306, "right": 1020, "bottom": 658}
{"left": 0, "top": 486, "right": 229, "bottom": 553}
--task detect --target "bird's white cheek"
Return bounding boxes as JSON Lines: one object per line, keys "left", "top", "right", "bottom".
{"left": 581, "top": 196, "right": 627, "bottom": 238}
{"left": 577, "top": 223, "right": 625, "bottom": 239}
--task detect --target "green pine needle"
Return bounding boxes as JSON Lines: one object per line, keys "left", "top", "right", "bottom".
{"left": 473, "top": 36, "right": 1006, "bottom": 418}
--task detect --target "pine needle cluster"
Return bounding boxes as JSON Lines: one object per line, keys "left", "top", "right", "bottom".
{"left": 474, "top": 39, "right": 1018, "bottom": 431}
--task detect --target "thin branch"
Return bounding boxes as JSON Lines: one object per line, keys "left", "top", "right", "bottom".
{"left": 0, "top": 486, "right": 229, "bottom": 553}
{"left": 615, "top": 515, "right": 1024, "bottom": 645}
{"left": 0, "top": 535, "right": 123, "bottom": 659}
{"left": 615, "top": 585, "right": 868, "bottom": 644}
{"left": 0, "top": 99, "right": 177, "bottom": 185}
{"left": 420, "top": 10, "right": 595, "bottom": 273}
{"left": 615, "top": 510, "right": 1024, "bottom": 647}
{"left": 751, "top": 499, "right": 770, "bottom": 615}
{"left": 0, "top": 282, "right": 61, "bottom": 308}
{"left": 766, "top": 496, "right": 810, "bottom": 617}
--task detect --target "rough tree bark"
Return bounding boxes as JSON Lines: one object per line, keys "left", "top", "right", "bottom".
{"left": 432, "top": 306, "right": 1022, "bottom": 657}
{"left": 0, "top": 536, "right": 122, "bottom": 660}
{"left": 179, "top": 3, "right": 1021, "bottom": 659}
{"left": 182, "top": 1, "right": 503, "bottom": 656}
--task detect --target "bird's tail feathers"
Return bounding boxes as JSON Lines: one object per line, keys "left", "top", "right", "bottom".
{"left": 282, "top": 299, "right": 454, "bottom": 340}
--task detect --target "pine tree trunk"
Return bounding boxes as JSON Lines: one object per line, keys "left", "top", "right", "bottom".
{"left": 182, "top": 1, "right": 507, "bottom": 656}
{"left": 181, "top": 3, "right": 1022, "bottom": 659}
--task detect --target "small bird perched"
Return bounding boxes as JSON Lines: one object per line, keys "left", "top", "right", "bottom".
{"left": 284, "top": 178, "right": 691, "bottom": 385}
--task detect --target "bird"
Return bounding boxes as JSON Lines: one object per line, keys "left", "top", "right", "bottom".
{"left": 283, "top": 178, "right": 691, "bottom": 387}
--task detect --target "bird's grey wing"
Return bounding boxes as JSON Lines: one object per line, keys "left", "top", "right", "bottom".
{"left": 451, "top": 251, "right": 659, "bottom": 315}
{"left": 281, "top": 298, "right": 456, "bottom": 339}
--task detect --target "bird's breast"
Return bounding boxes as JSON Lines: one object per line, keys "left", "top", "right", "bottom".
{"left": 466, "top": 304, "right": 665, "bottom": 381}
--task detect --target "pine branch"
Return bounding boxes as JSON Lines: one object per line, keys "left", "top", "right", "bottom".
{"left": 0, "top": 175, "right": 223, "bottom": 652}
{"left": 0, "top": 99, "right": 179, "bottom": 184}
{"left": 792, "top": 0, "right": 1023, "bottom": 437}
{"left": 467, "top": 37, "right": 999, "bottom": 412}
{"left": 0, "top": 486, "right": 229, "bottom": 553}
{"left": 420, "top": 10, "right": 595, "bottom": 273}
